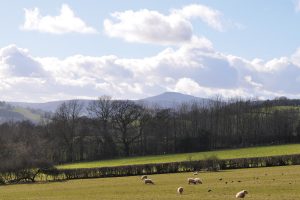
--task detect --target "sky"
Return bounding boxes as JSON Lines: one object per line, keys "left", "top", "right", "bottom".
{"left": 1, "top": 0, "right": 300, "bottom": 102}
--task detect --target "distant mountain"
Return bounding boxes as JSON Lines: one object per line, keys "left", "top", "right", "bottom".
{"left": 5, "top": 92, "right": 212, "bottom": 115}
{"left": 4, "top": 93, "right": 300, "bottom": 124}
{"left": 137, "top": 92, "right": 212, "bottom": 108}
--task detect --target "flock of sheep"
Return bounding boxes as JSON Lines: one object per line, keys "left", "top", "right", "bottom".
{"left": 140, "top": 173, "right": 249, "bottom": 198}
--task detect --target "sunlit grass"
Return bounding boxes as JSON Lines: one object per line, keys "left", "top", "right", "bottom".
{"left": 58, "top": 144, "right": 300, "bottom": 169}
{"left": 2, "top": 165, "right": 300, "bottom": 200}
{"left": 13, "top": 107, "right": 41, "bottom": 122}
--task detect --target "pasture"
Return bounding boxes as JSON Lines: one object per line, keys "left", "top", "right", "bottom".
{"left": 1, "top": 165, "right": 300, "bottom": 200}
{"left": 59, "top": 144, "right": 300, "bottom": 169}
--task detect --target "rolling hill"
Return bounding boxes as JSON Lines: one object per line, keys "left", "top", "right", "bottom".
{"left": 0, "top": 101, "right": 47, "bottom": 123}
{"left": 1, "top": 92, "right": 209, "bottom": 123}
{"left": 8, "top": 92, "right": 212, "bottom": 113}
{"left": 3, "top": 93, "right": 300, "bottom": 123}
{"left": 138, "top": 92, "right": 212, "bottom": 108}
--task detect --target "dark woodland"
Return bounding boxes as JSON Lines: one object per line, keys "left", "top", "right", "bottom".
{"left": 1, "top": 96, "right": 300, "bottom": 174}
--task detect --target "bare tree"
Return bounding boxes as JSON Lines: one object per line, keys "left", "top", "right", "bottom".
{"left": 111, "top": 100, "right": 143, "bottom": 156}
{"left": 53, "top": 100, "right": 83, "bottom": 162}
{"left": 87, "top": 96, "right": 117, "bottom": 158}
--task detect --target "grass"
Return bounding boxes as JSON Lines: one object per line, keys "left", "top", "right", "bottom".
{"left": 58, "top": 144, "right": 300, "bottom": 169}
{"left": 271, "top": 106, "right": 300, "bottom": 110}
{"left": 1, "top": 165, "right": 300, "bottom": 199}
{"left": 13, "top": 107, "right": 41, "bottom": 122}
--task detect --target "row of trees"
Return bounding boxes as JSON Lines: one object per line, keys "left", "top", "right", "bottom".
{"left": 1, "top": 96, "right": 300, "bottom": 167}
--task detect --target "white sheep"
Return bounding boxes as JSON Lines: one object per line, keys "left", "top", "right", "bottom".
{"left": 188, "top": 177, "right": 202, "bottom": 184}
{"left": 144, "top": 178, "right": 154, "bottom": 184}
{"left": 235, "top": 190, "right": 248, "bottom": 198}
{"left": 141, "top": 175, "right": 147, "bottom": 180}
{"left": 193, "top": 172, "right": 198, "bottom": 175}
{"left": 177, "top": 186, "right": 184, "bottom": 194}
{"left": 188, "top": 178, "right": 196, "bottom": 184}
{"left": 194, "top": 178, "right": 202, "bottom": 184}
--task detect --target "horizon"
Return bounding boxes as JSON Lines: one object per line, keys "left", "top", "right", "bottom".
{"left": 2, "top": 91, "right": 292, "bottom": 104}
{"left": 1, "top": 1, "right": 300, "bottom": 102}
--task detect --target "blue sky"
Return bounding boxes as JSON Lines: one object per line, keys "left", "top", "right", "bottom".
{"left": 1, "top": 0, "right": 300, "bottom": 102}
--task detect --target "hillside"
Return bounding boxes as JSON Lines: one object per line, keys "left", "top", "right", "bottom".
{"left": 0, "top": 101, "right": 46, "bottom": 123}
{"left": 58, "top": 144, "right": 300, "bottom": 169}
{"left": 10, "top": 99, "right": 92, "bottom": 113}
{"left": 3, "top": 94, "right": 300, "bottom": 125}
{"left": 8, "top": 93, "right": 300, "bottom": 114}
{"left": 138, "top": 92, "right": 213, "bottom": 108}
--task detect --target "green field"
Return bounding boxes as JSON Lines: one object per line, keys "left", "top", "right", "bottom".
{"left": 59, "top": 144, "right": 300, "bottom": 169}
{"left": 1, "top": 165, "right": 300, "bottom": 200}
{"left": 13, "top": 107, "right": 41, "bottom": 122}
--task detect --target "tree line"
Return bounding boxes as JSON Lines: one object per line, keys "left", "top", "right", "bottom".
{"left": 1, "top": 96, "right": 300, "bottom": 168}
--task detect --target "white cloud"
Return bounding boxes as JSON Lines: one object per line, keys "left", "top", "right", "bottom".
{"left": 0, "top": 4, "right": 298, "bottom": 102}
{"left": 172, "top": 4, "right": 224, "bottom": 31}
{"left": 174, "top": 77, "right": 202, "bottom": 94}
{"left": 104, "top": 9, "right": 193, "bottom": 45}
{"left": 174, "top": 77, "right": 248, "bottom": 98}
{"left": 244, "top": 76, "right": 263, "bottom": 89}
{"left": 2, "top": 42, "right": 300, "bottom": 102}
{"left": 295, "top": 0, "right": 300, "bottom": 12}
{"left": 103, "top": 4, "right": 226, "bottom": 45}
{"left": 0, "top": 45, "right": 46, "bottom": 77}
{"left": 21, "top": 4, "right": 97, "bottom": 34}
{"left": 291, "top": 47, "right": 300, "bottom": 66}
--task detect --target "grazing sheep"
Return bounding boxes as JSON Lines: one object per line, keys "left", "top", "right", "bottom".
{"left": 193, "top": 172, "right": 198, "bottom": 175}
{"left": 188, "top": 178, "right": 197, "bottom": 185}
{"left": 194, "top": 178, "right": 202, "bottom": 184}
{"left": 177, "top": 187, "right": 184, "bottom": 194}
{"left": 144, "top": 179, "right": 154, "bottom": 184}
{"left": 188, "top": 178, "right": 202, "bottom": 184}
{"left": 141, "top": 175, "right": 147, "bottom": 180}
{"left": 219, "top": 178, "right": 223, "bottom": 181}
{"left": 188, "top": 178, "right": 196, "bottom": 184}
{"left": 235, "top": 190, "right": 248, "bottom": 198}
{"left": 208, "top": 189, "right": 212, "bottom": 192}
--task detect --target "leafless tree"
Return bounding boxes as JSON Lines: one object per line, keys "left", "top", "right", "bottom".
{"left": 111, "top": 100, "right": 144, "bottom": 156}
{"left": 52, "top": 100, "right": 83, "bottom": 162}
{"left": 87, "top": 95, "right": 117, "bottom": 158}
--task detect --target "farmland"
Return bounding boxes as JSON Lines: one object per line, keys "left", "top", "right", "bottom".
{"left": 59, "top": 144, "right": 300, "bottom": 169}
{"left": 1, "top": 165, "right": 300, "bottom": 200}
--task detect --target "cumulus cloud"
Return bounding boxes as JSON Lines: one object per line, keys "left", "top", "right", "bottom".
{"left": 244, "top": 76, "right": 263, "bottom": 89}
{"left": 1, "top": 4, "right": 298, "bottom": 102}
{"left": 291, "top": 47, "right": 300, "bottom": 66}
{"left": 174, "top": 78, "right": 202, "bottom": 94}
{"left": 21, "top": 4, "right": 97, "bottom": 34}
{"left": 228, "top": 55, "right": 300, "bottom": 95}
{"left": 104, "top": 9, "right": 193, "bottom": 45}
{"left": 2, "top": 41, "right": 300, "bottom": 102}
{"left": 174, "top": 77, "right": 249, "bottom": 98}
{"left": 103, "top": 4, "right": 226, "bottom": 45}
{"left": 172, "top": 4, "right": 224, "bottom": 31}
{"left": 295, "top": 0, "right": 300, "bottom": 12}
{"left": 0, "top": 45, "right": 46, "bottom": 77}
